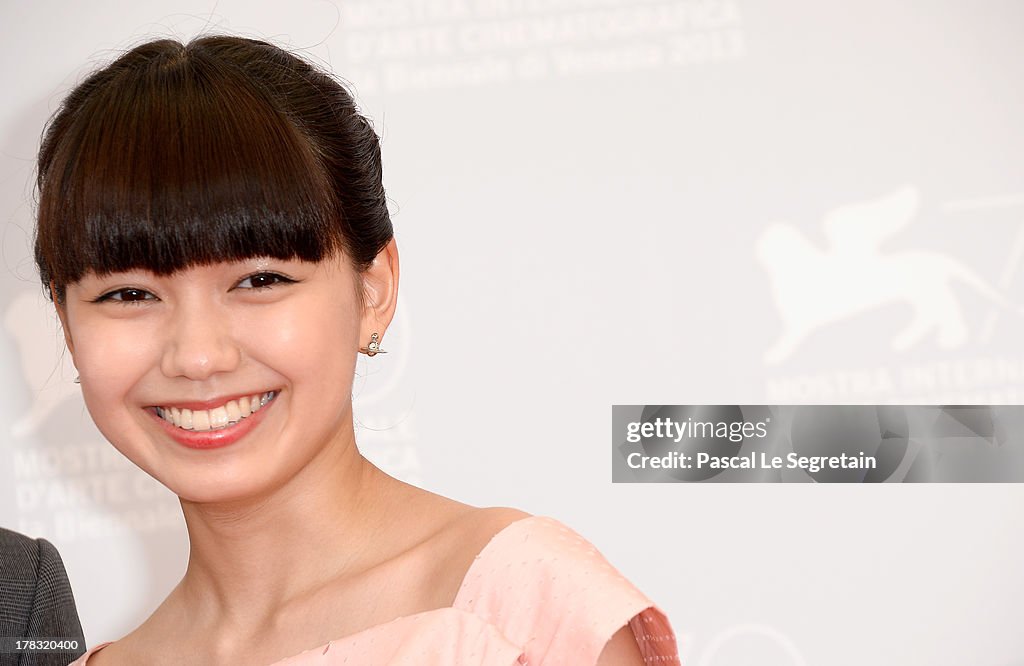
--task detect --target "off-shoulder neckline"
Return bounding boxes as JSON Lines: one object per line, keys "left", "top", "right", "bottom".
{"left": 80, "top": 514, "right": 547, "bottom": 665}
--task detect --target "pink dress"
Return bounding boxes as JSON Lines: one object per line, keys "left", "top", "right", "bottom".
{"left": 70, "top": 516, "right": 680, "bottom": 665}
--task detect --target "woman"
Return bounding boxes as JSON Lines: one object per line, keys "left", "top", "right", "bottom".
{"left": 35, "top": 34, "right": 680, "bottom": 665}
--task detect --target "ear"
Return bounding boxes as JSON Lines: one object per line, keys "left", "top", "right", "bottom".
{"left": 358, "top": 237, "right": 400, "bottom": 349}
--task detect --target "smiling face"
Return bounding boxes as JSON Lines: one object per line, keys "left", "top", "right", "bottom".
{"left": 33, "top": 36, "right": 401, "bottom": 505}
{"left": 57, "top": 251, "right": 387, "bottom": 503}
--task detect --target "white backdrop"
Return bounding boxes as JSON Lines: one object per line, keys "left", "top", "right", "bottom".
{"left": 2, "top": 2, "right": 1023, "bottom": 665}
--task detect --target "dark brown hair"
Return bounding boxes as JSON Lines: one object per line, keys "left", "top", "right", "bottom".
{"left": 34, "top": 34, "right": 392, "bottom": 304}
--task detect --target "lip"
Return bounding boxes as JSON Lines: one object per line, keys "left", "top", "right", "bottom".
{"left": 147, "top": 390, "right": 280, "bottom": 450}
{"left": 147, "top": 390, "right": 276, "bottom": 412}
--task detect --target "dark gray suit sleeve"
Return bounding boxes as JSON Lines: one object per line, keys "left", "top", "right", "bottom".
{"left": 0, "top": 529, "right": 86, "bottom": 666}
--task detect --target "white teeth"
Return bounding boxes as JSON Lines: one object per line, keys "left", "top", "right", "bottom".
{"left": 192, "top": 409, "right": 211, "bottom": 431}
{"left": 156, "top": 391, "right": 276, "bottom": 432}
{"left": 209, "top": 406, "right": 228, "bottom": 429}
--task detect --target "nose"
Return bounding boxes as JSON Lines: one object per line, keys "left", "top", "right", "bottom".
{"left": 160, "top": 297, "right": 242, "bottom": 380}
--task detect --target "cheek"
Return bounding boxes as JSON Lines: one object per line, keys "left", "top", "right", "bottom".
{"left": 76, "top": 323, "right": 156, "bottom": 399}
{"left": 73, "top": 322, "right": 160, "bottom": 454}
{"left": 242, "top": 296, "right": 359, "bottom": 394}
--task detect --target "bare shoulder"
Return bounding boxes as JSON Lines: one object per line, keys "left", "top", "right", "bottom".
{"left": 422, "top": 505, "right": 533, "bottom": 606}
{"left": 434, "top": 505, "right": 534, "bottom": 562}
{"left": 80, "top": 636, "right": 158, "bottom": 666}
{"left": 82, "top": 632, "right": 155, "bottom": 666}
{"left": 458, "top": 506, "right": 533, "bottom": 537}
{"left": 81, "top": 591, "right": 196, "bottom": 666}
{"left": 393, "top": 481, "right": 531, "bottom": 554}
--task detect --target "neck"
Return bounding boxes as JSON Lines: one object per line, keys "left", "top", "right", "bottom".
{"left": 170, "top": 414, "right": 399, "bottom": 638}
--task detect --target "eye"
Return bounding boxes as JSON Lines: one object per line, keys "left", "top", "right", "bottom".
{"left": 235, "top": 272, "right": 295, "bottom": 291}
{"left": 95, "top": 288, "right": 156, "bottom": 305}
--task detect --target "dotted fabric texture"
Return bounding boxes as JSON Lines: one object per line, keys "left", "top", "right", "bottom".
{"left": 72, "top": 516, "right": 680, "bottom": 665}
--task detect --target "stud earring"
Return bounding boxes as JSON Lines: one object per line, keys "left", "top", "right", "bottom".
{"left": 74, "top": 375, "right": 80, "bottom": 384}
{"left": 359, "top": 332, "right": 387, "bottom": 357}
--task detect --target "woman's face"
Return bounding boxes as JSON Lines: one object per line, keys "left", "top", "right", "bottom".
{"left": 58, "top": 252, "right": 378, "bottom": 503}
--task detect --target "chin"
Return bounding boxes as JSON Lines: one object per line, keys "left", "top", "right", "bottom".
{"left": 171, "top": 477, "right": 274, "bottom": 506}
{"left": 145, "top": 460, "right": 280, "bottom": 506}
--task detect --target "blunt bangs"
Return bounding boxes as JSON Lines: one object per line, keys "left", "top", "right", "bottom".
{"left": 35, "top": 39, "right": 343, "bottom": 301}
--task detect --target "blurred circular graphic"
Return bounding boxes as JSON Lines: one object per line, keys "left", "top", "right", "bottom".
{"left": 638, "top": 405, "right": 745, "bottom": 481}
{"left": 698, "top": 623, "right": 806, "bottom": 666}
{"left": 789, "top": 406, "right": 909, "bottom": 482}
